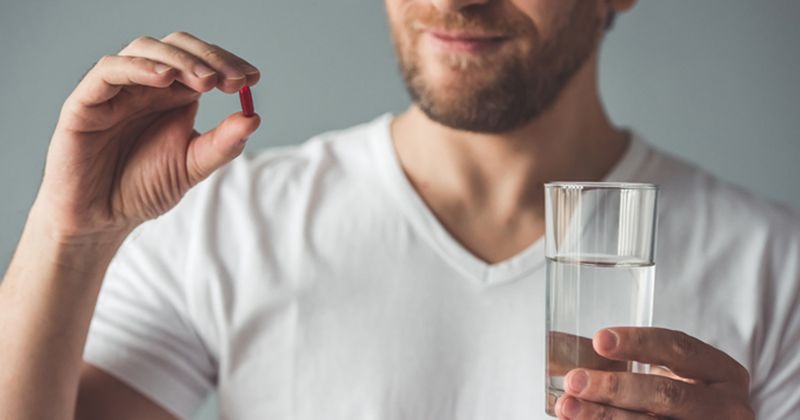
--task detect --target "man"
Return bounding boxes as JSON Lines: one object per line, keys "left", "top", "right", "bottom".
{"left": 1, "top": 0, "right": 798, "bottom": 419}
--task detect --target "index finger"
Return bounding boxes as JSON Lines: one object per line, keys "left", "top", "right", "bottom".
{"left": 69, "top": 55, "right": 177, "bottom": 107}
{"left": 593, "top": 327, "right": 750, "bottom": 385}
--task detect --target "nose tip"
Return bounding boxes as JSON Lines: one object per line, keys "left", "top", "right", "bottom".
{"left": 430, "top": 0, "right": 491, "bottom": 13}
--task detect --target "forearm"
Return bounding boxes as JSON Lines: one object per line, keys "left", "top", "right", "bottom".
{"left": 0, "top": 205, "right": 130, "bottom": 420}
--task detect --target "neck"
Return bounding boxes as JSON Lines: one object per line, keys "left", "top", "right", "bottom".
{"left": 390, "top": 52, "right": 629, "bottom": 220}
{"left": 389, "top": 52, "right": 629, "bottom": 264}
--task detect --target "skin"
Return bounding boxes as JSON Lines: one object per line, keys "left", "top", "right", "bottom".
{"left": 554, "top": 328, "right": 753, "bottom": 419}
{"left": 0, "top": 1, "right": 753, "bottom": 420}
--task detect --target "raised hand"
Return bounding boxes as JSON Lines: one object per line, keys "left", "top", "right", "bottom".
{"left": 33, "top": 31, "right": 261, "bottom": 242}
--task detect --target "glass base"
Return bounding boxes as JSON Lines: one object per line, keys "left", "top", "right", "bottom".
{"left": 545, "top": 377, "right": 565, "bottom": 417}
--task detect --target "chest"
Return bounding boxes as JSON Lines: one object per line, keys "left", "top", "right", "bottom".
{"left": 213, "top": 255, "right": 549, "bottom": 419}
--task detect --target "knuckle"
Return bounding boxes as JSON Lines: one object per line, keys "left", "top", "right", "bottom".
{"left": 671, "top": 332, "right": 697, "bottom": 358}
{"left": 654, "top": 379, "right": 685, "bottom": 409}
{"left": 169, "top": 48, "right": 193, "bottom": 64}
{"left": 130, "top": 35, "right": 155, "bottom": 48}
{"left": 202, "top": 47, "right": 226, "bottom": 62}
{"left": 186, "top": 142, "right": 206, "bottom": 185}
{"left": 164, "top": 31, "right": 190, "bottom": 41}
{"left": 595, "top": 404, "right": 615, "bottom": 420}
{"left": 602, "top": 373, "right": 621, "bottom": 400}
{"left": 60, "top": 96, "right": 79, "bottom": 117}
{"left": 126, "top": 56, "right": 149, "bottom": 68}
{"left": 96, "top": 55, "right": 115, "bottom": 67}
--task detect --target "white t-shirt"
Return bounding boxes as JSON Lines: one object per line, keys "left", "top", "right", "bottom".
{"left": 84, "top": 113, "right": 800, "bottom": 419}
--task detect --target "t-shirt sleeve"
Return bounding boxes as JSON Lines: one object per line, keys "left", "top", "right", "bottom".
{"left": 83, "top": 182, "right": 217, "bottom": 419}
{"left": 750, "top": 218, "right": 800, "bottom": 418}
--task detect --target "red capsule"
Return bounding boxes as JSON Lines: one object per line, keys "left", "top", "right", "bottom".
{"left": 239, "top": 85, "right": 254, "bottom": 117}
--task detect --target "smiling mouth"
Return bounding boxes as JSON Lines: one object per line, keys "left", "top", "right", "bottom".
{"left": 423, "top": 29, "right": 511, "bottom": 52}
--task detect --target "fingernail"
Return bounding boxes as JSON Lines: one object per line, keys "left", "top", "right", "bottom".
{"left": 567, "top": 370, "right": 588, "bottom": 394}
{"left": 562, "top": 396, "right": 581, "bottom": 418}
{"left": 154, "top": 63, "right": 172, "bottom": 74}
{"left": 597, "top": 329, "right": 619, "bottom": 352}
{"left": 243, "top": 65, "right": 259, "bottom": 75}
{"left": 194, "top": 63, "right": 216, "bottom": 78}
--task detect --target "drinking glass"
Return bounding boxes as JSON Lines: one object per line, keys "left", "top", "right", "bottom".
{"left": 544, "top": 182, "right": 658, "bottom": 417}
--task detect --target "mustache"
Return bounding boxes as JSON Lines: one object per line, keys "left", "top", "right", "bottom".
{"left": 405, "top": 5, "right": 532, "bottom": 36}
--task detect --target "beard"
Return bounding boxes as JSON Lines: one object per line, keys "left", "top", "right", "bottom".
{"left": 391, "top": 2, "right": 604, "bottom": 134}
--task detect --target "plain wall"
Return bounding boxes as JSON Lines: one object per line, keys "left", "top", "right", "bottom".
{"left": 1, "top": 1, "right": 798, "bottom": 419}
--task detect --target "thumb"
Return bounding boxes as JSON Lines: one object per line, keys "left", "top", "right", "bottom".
{"left": 185, "top": 111, "right": 261, "bottom": 186}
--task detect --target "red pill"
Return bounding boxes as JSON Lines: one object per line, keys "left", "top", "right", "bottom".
{"left": 239, "top": 86, "right": 254, "bottom": 117}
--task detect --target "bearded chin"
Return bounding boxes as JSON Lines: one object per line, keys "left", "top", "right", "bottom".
{"left": 394, "top": 5, "right": 601, "bottom": 134}
{"left": 399, "top": 42, "right": 593, "bottom": 134}
{"left": 402, "top": 52, "right": 543, "bottom": 133}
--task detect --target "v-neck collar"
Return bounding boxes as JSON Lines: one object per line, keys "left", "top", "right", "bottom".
{"left": 370, "top": 113, "right": 650, "bottom": 286}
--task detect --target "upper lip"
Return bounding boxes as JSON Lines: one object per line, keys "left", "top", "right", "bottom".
{"left": 425, "top": 29, "right": 510, "bottom": 41}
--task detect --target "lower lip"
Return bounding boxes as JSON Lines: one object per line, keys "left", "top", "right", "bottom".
{"left": 424, "top": 32, "right": 508, "bottom": 53}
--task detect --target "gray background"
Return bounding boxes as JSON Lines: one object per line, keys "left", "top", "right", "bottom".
{"left": 1, "top": 0, "right": 798, "bottom": 419}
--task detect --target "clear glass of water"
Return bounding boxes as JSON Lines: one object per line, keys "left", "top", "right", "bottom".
{"left": 544, "top": 182, "right": 658, "bottom": 417}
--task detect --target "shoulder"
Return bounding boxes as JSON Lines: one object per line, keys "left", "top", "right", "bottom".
{"left": 634, "top": 139, "right": 800, "bottom": 249}
{"left": 632, "top": 136, "right": 800, "bottom": 317}
{"left": 634, "top": 137, "right": 800, "bottom": 376}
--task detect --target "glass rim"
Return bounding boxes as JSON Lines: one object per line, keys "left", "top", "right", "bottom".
{"left": 544, "top": 181, "right": 658, "bottom": 190}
